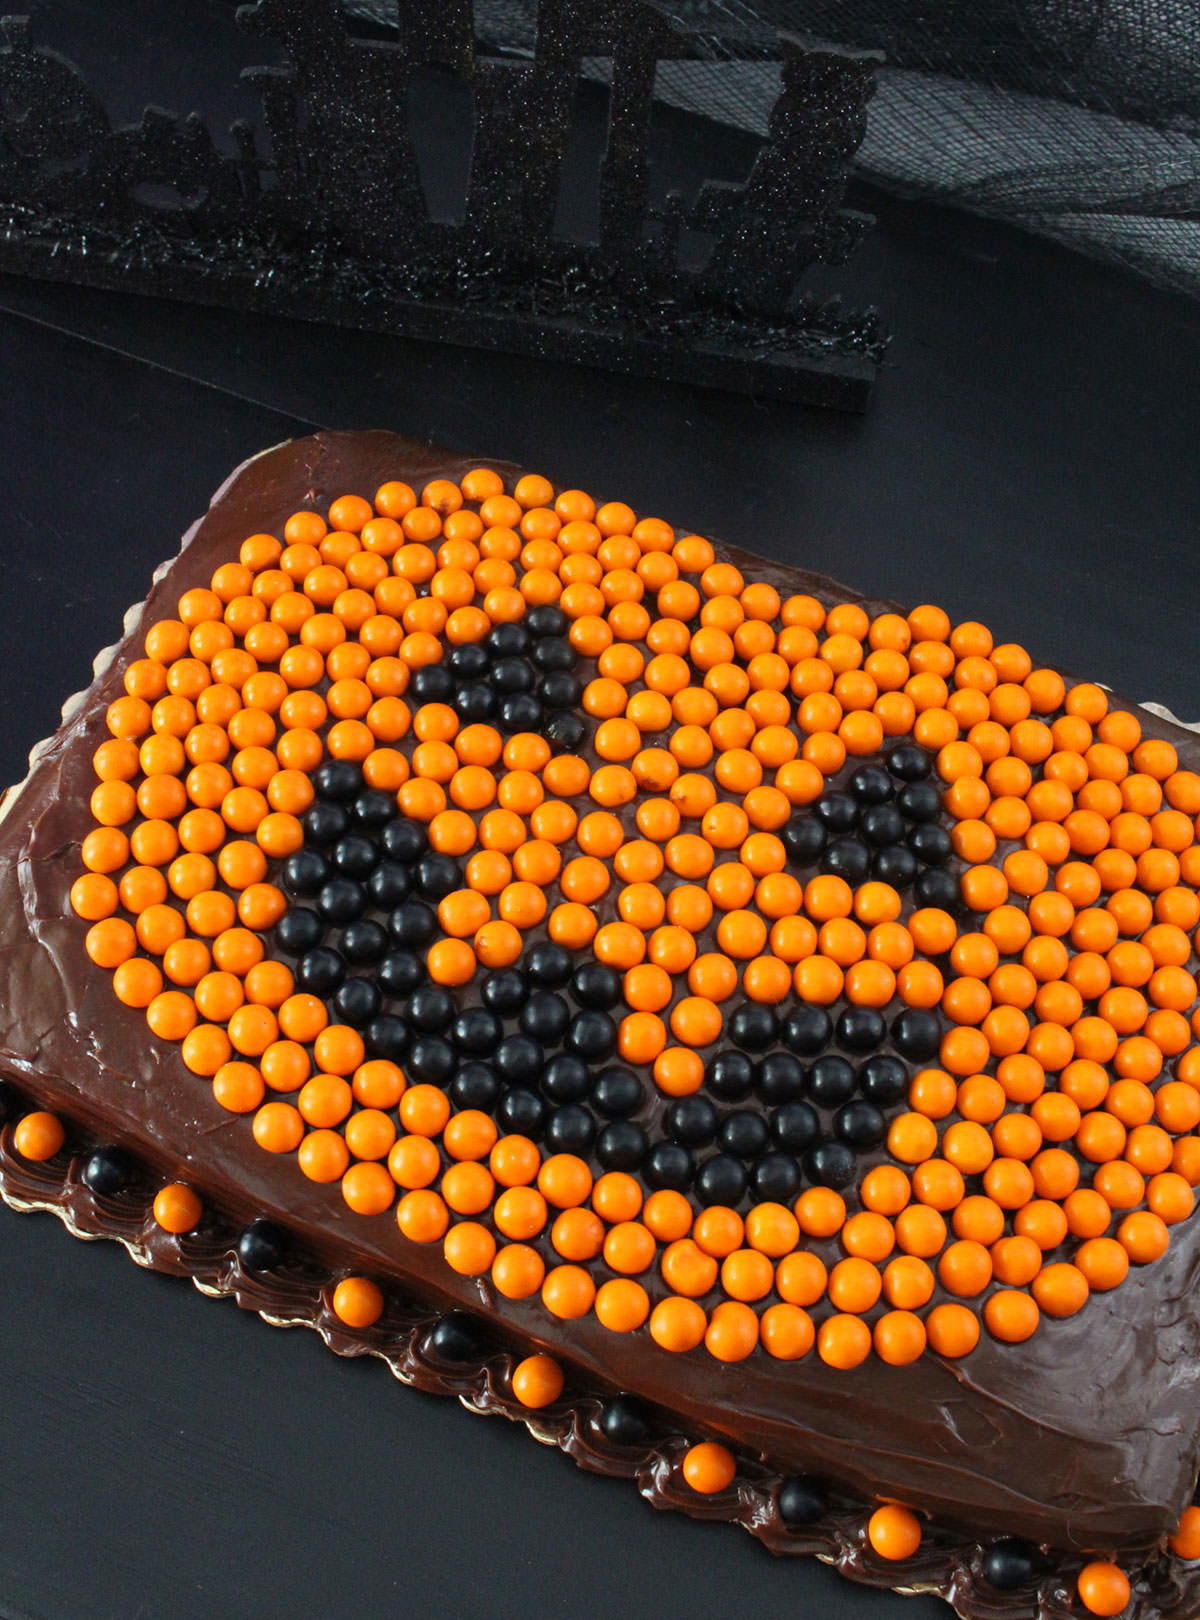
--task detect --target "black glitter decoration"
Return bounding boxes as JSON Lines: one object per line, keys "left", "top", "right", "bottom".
{"left": 0, "top": 3, "right": 885, "bottom": 409}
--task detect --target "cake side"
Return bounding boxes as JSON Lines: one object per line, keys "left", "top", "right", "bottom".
{"left": 1, "top": 431, "right": 1199, "bottom": 1607}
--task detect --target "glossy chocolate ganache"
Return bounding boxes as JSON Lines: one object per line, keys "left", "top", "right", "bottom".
{"left": 1, "top": 431, "right": 1200, "bottom": 1620}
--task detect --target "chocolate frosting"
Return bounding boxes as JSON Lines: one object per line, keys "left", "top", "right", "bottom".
{"left": 2, "top": 431, "right": 1200, "bottom": 1613}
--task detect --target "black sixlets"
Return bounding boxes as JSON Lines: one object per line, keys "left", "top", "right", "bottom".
{"left": 407, "top": 985, "right": 456, "bottom": 1034}
{"left": 525, "top": 604, "right": 568, "bottom": 639}
{"left": 756, "top": 1051, "right": 805, "bottom": 1104}
{"left": 591, "top": 1068, "right": 643, "bottom": 1118}
{"left": 428, "top": 1312, "right": 480, "bottom": 1363}
{"left": 414, "top": 853, "right": 459, "bottom": 900}
{"left": 897, "top": 779, "right": 941, "bottom": 822}
{"left": 496, "top": 1088, "right": 545, "bottom": 1136}
{"left": 694, "top": 1153, "right": 748, "bottom": 1206}
{"left": 451, "top": 1009, "right": 503, "bottom": 1054}
{"left": 489, "top": 656, "right": 534, "bottom": 694}
{"left": 599, "top": 1395, "right": 649, "bottom": 1447}
{"left": 313, "top": 760, "right": 361, "bottom": 802}
{"left": 525, "top": 942, "right": 574, "bottom": 988}
{"left": 302, "top": 801, "right": 349, "bottom": 846}
{"left": 848, "top": 766, "right": 892, "bottom": 804}
{"left": 908, "top": 822, "right": 953, "bottom": 865}
{"left": 486, "top": 622, "right": 529, "bottom": 658}
{"left": 334, "top": 977, "right": 382, "bottom": 1025}
{"left": 705, "top": 1051, "right": 755, "bottom": 1102}
{"left": 381, "top": 817, "right": 425, "bottom": 864}
{"left": 317, "top": 877, "right": 366, "bottom": 925}
{"left": 783, "top": 816, "right": 825, "bottom": 865}
{"left": 643, "top": 1142, "right": 693, "bottom": 1192}
{"left": 834, "top": 1099, "right": 887, "bottom": 1148}
{"left": 494, "top": 1034, "right": 544, "bottom": 1085}
{"left": 283, "top": 849, "right": 328, "bottom": 897}
{"left": 915, "top": 867, "right": 960, "bottom": 910}
{"left": 807, "top": 1056, "right": 857, "bottom": 1107}
{"left": 816, "top": 792, "right": 858, "bottom": 834}
{"left": 980, "top": 1541, "right": 1035, "bottom": 1591}
{"left": 450, "top": 1063, "right": 501, "bottom": 1111}
{"left": 595, "top": 1120, "right": 649, "bottom": 1171}
{"left": 860, "top": 804, "right": 905, "bottom": 848}
{"left": 887, "top": 743, "right": 932, "bottom": 780}
{"left": 353, "top": 789, "right": 395, "bottom": 829}
{"left": 407, "top": 1037, "right": 456, "bottom": 1085}
{"left": 499, "top": 693, "right": 543, "bottom": 732}
{"left": 778, "top": 1476, "right": 828, "bottom": 1529}
{"left": 545, "top": 712, "right": 587, "bottom": 751}
{"left": 804, "top": 1141, "right": 856, "bottom": 1188}
{"left": 892, "top": 1008, "right": 943, "bottom": 1061}
{"left": 750, "top": 1153, "right": 803, "bottom": 1203}
{"left": 340, "top": 919, "right": 388, "bottom": 964}
{"left": 82, "top": 1145, "right": 134, "bottom": 1197}
{"left": 367, "top": 861, "right": 412, "bottom": 908}
{"left": 447, "top": 642, "right": 489, "bottom": 681}
{"left": 298, "top": 947, "right": 346, "bottom": 995}
{"left": 719, "top": 1111, "right": 770, "bottom": 1160}
{"left": 481, "top": 968, "right": 530, "bottom": 1016}
{"left": 571, "top": 962, "right": 622, "bottom": 1009}
{"left": 729, "top": 1003, "right": 777, "bottom": 1052}
{"left": 822, "top": 838, "right": 870, "bottom": 883}
{"left": 410, "top": 664, "right": 454, "bottom": 704}
{"left": 566, "top": 1010, "right": 617, "bottom": 1063}
{"left": 454, "top": 682, "right": 496, "bottom": 722}
{"left": 836, "top": 1007, "right": 887, "bottom": 1053}
{"left": 275, "top": 906, "right": 323, "bottom": 955}
{"left": 872, "top": 844, "right": 918, "bottom": 888}
{"left": 544, "top": 1105, "right": 596, "bottom": 1155}
{"left": 772, "top": 1102, "right": 820, "bottom": 1153}
{"left": 667, "top": 1097, "right": 720, "bottom": 1146}
{"left": 378, "top": 951, "right": 424, "bottom": 998}
{"left": 542, "top": 1054, "right": 592, "bottom": 1104}
{"left": 860, "top": 1054, "right": 908, "bottom": 1105}
{"left": 363, "top": 1016, "right": 409, "bottom": 1062}
{"left": 237, "top": 1220, "right": 286, "bottom": 1273}
{"left": 782, "top": 1007, "right": 833, "bottom": 1056}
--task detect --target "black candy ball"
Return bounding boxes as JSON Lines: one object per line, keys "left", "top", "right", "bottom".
{"left": 778, "top": 1476, "right": 828, "bottom": 1529}
{"left": 599, "top": 1395, "right": 649, "bottom": 1447}
{"left": 334, "top": 976, "right": 382, "bottom": 1026}
{"left": 594, "top": 1120, "right": 649, "bottom": 1171}
{"left": 782, "top": 1006, "right": 833, "bottom": 1056}
{"left": 81, "top": 1145, "right": 134, "bottom": 1197}
{"left": 807, "top": 1056, "right": 857, "bottom": 1107}
{"left": 804, "top": 1141, "right": 856, "bottom": 1189}
{"left": 237, "top": 1219, "right": 286, "bottom": 1273}
{"left": 275, "top": 907, "right": 323, "bottom": 956}
{"left": 751, "top": 1153, "right": 803, "bottom": 1202}
{"left": 694, "top": 1153, "right": 748, "bottom": 1207}
{"left": 892, "top": 1008, "right": 942, "bottom": 1062}
{"left": 428, "top": 1312, "right": 480, "bottom": 1363}
{"left": 887, "top": 744, "right": 932, "bottom": 781}
{"left": 980, "top": 1540, "right": 1035, "bottom": 1591}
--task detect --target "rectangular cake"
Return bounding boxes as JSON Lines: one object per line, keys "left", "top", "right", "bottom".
{"left": 1, "top": 429, "right": 1199, "bottom": 1619}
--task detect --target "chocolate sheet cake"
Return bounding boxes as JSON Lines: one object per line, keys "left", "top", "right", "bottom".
{"left": 2, "top": 430, "right": 1200, "bottom": 1619}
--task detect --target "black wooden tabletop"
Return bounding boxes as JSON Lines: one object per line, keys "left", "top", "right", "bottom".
{"left": 0, "top": 6, "right": 1198, "bottom": 1619}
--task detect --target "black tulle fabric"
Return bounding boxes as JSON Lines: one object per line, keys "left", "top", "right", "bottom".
{"left": 424, "top": 0, "right": 1199, "bottom": 297}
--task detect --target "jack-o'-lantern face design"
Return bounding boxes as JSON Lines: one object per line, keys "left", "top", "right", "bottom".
{"left": 72, "top": 466, "right": 1200, "bottom": 1370}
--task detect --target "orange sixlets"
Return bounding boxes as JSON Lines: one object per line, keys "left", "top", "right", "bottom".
{"left": 867, "top": 1505, "right": 922, "bottom": 1562}
{"left": 1076, "top": 1564, "right": 1131, "bottom": 1617}
{"left": 331, "top": 1276, "right": 384, "bottom": 1329}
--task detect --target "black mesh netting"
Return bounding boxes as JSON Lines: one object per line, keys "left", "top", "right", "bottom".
{"left": 346, "top": 0, "right": 1200, "bottom": 298}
